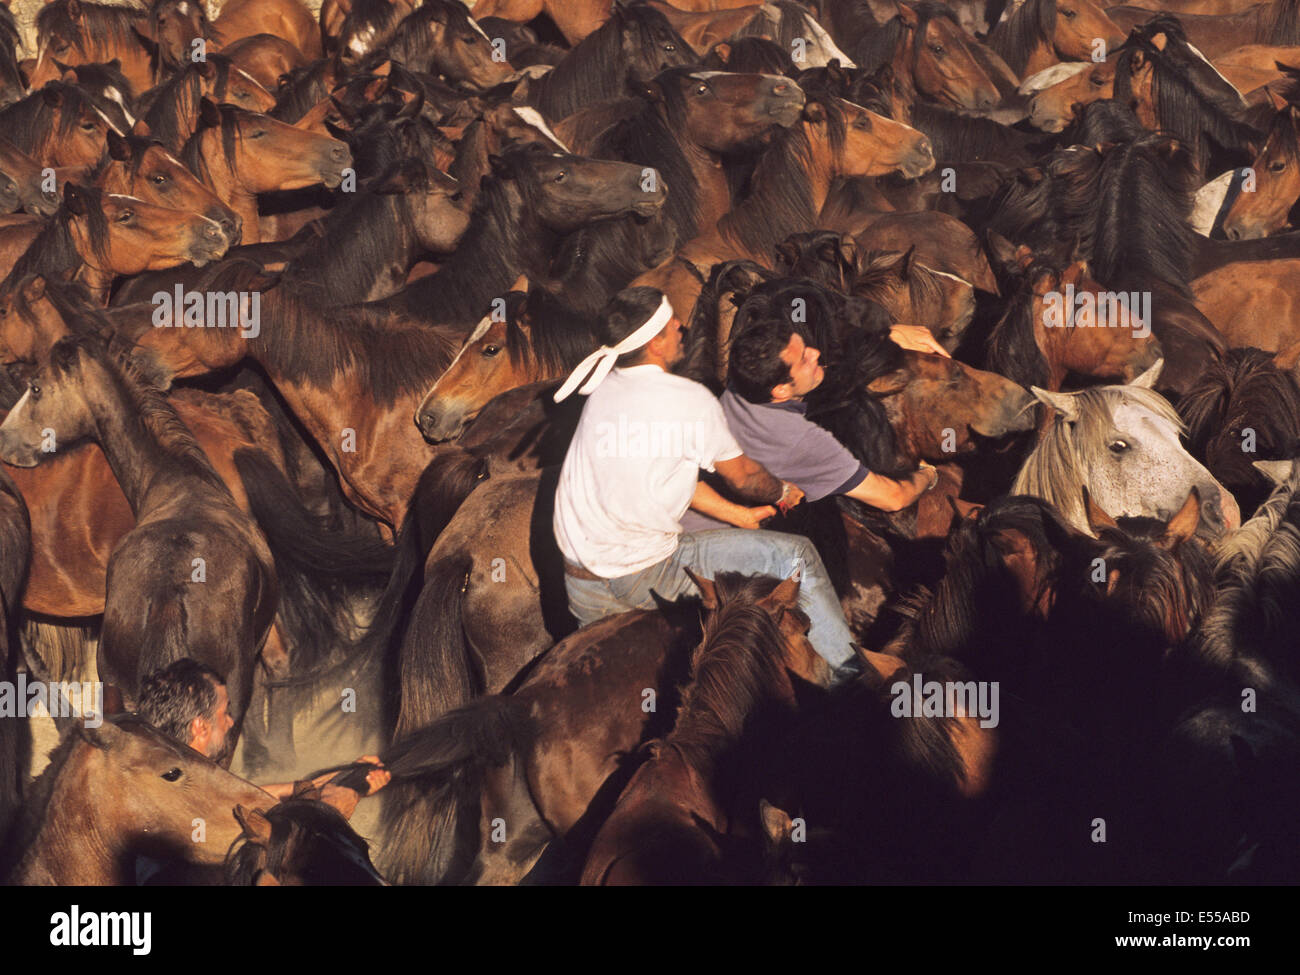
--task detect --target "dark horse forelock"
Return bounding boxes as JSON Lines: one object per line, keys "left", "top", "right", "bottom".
{"left": 989, "top": 0, "right": 1057, "bottom": 75}
{"left": 37, "top": 0, "right": 147, "bottom": 57}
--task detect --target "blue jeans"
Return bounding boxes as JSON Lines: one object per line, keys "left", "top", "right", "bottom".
{"left": 564, "top": 529, "right": 854, "bottom": 669}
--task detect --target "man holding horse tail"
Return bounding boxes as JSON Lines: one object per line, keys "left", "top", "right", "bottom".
{"left": 553, "top": 286, "right": 859, "bottom": 683}
{"left": 679, "top": 313, "right": 941, "bottom": 531}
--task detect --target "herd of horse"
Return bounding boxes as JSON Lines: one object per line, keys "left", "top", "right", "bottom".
{"left": 0, "top": 0, "right": 1294, "bottom": 885}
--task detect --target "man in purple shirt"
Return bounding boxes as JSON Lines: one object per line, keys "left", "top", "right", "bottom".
{"left": 682, "top": 315, "right": 940, "bottom": 533}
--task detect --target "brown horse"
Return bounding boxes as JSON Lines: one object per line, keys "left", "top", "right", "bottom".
{"left": 0, "top": 139, "right": 60, "bottom": 217}
{"left": 0, "top": 83, "right": 119, "bottom": 170}
{"left": 1107, "top": 0, "right": 1300, "bottom": 59}
{"left": 28, "top": 0, "right": 154, "bottom": 95}
{"left": 1192, "top": 256, "right": 1300, "bottom": 349}
{"left": 988, "top": 250, "right": 1162, "bottom": 392}
{"left": 212, "top": 0, "right": 323, "bottom": 59}
{"left": 98, "top": 124, "right": 243, "bottom": 244}
{"left": 180, "top": 98, "right": 351, "bottom": 243}
{"left": 369, "top": 1, "right": 516, "bottom": 91}
{"left": 3, "top": 716, "right": 272, "bottom": 885}
{"left": 219, "top": 33, "right": 310, "bottom": 91}
{"left": 580, "top": 572, "right": 827, "bottom": 884}
{"left": 141, "top": 56, "right": 278, "bottom": 152}
{"left": 633, "top": 93, "right": 934, "bottom": 324}
{"left": 856, "top": 3, "right": 1002, "bottom": 111}
{"left": 1223, "top": 94, "right": 1300, "bottom": 238}
{"left": 0, "top": 184, "right": 227, "bottom": 301}
{"left": 989, "top": 0, "right": 1125, "bottom": 77}
{"left": 467, "top": 0, "right": 618, "bottom": 46}
{"left": 0, "top": 334, "right": 279, "bottom": 763}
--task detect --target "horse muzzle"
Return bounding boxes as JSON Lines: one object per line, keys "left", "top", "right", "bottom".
{"left": 416, "top": 403, "right": 468, "bottom": 443}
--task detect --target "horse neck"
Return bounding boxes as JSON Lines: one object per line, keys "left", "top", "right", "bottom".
{"left": 287, "top": 192, "right": 416, "bottom": 301}
{"left": 412, "top": 180, "right": 550, "bottom": 321}
{"left": 720, "top": 124, "right": 831, "bottom": 263}
{"left": 191, "top": 135, "right": 259, "bottom": 242}
{"left": 18, "top": 746, "right": 120, "bottom": 885}
{"left": 83, "top": 360, "right": 226, "bottom": 517}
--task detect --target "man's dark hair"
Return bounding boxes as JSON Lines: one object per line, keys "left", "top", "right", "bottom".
{"left": 137, "top": 658, "right": 225, "bottom": 744}
{"left": 601, "top": 286, "right": 668, "bottom": 367}
{"left": 728, "top": 314, "right": 797, "bottom": 404}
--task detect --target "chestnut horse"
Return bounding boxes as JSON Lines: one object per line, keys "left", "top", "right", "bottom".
{"left": 989, "top": 0, "right": 1125, "bottom": 77}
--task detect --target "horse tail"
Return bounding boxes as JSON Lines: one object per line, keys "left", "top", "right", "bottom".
{"left": 232, "top": 447, "right": 394, "bottom": 682}
{"left": 378, "top": 695, "right": 534, "bottom": 884}
{"left": 356, "top": 449, "right": 490, "bottom": 687}
{"left": 390, "top": 552, "right": 480, "bottom": 741}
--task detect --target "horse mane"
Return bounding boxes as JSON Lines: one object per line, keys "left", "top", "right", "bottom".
{"left": 1261, "top": 0, "right": 1300, "bottom": 45}
{"left": 390, "top": 143, "right": 554, "bottom": 324}
{"left": 36, "top": 0, "right": 147, "bottom": 60}
{"left": 8, "top": 274, "right": 112, "bottom": 336}
{"left": 0, "top": 3, "right": 23, "bottom": 94}
{"left": 591, "top": 67, "right": 703, "bottom": 240}
{"left": 1, "top": 185, "right": 112, "bottom": 291}
{"left": 1092, "top": 134, "right": 1198, "bottom": 293}
{"left": 502, "top": 285, "right": 601, "bottom": 377}
{"left": 339, "top": 0, "right": 410, "bottom": 54}
{"left": 1012, "top": 384, "right": 1186, "bottom": 530}
{"left": 282, "top": 163, "right": 415, "bottom": 300}
{"left": 143, "top": 54, "right": 240, "bottom": 150}
{"left": 677, "top": 258, "right": 776, "bottom": 390}
{"left": 986, "top": 259, "right": 1054, "bottom": 389}
{"left": 1197, "top": 464, "right": 1300, "bottom": 685}
{"left": 988, "top": 0, "right": 1055, "bottom": 76}
{"left": 533, "top": 3, "right": 694, "bottom": 122}
{"left": 348, "top": 108, "right": 454, "bottom": 181}
{"left": 1061, "top": 98, "right": 1147, "bottom": 145}
{"left": 1180, "top": 347, "right": 1300, "bottom": 459}
{"left": 659, "top": 573, "right": 804, "bottom": 781}
{"left": 179, "top": 99, "right": 246, "bottom": 185}
{"left": 269, "top": 58, "right": 337, "bottom": 124}
{"left": 703, "top": 36, "right": 794, "bottom": 76}
{"left": 1113, "top": 16, "right": 1261, "bottom": 170}
{"left": 717, "top": 92, "right": 846, "bottom": 257}
{"left": 855, "top": 248, "right": 948, "bottom": 312}
{"left": 910, "top": 101, "right": 1036, "bottom": 166}
{"left": 192, "top": 265, "right": 456, "bottom": 405}
{"left": 0, "top": 82, "right": 109, "bottom": 158}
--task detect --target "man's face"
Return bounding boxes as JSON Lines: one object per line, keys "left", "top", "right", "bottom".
{"left": 190, "top": 681, "right": 234, "bottom": 761}
{"left": 660, "top": 314, "right": 685, "bottom": 368}
{"left": 773, "top": 332, "right": 824, "bottom": 400}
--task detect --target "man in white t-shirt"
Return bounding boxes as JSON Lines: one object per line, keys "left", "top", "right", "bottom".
{"left": 552, "top": 286, "right": 858, "bottom": 679}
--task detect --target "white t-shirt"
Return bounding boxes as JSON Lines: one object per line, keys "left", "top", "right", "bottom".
{"left": 554, "top": 364, "right": 743, "bottom": 577}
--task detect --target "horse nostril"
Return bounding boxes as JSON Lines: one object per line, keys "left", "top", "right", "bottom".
{"left": 330, "top": 144, "right": 348, "bottom": 161}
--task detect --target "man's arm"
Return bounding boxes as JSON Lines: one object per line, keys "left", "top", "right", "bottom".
{"left": 845, "top": 462, "right": 939, "bottom": 512}
{"left": 713, "top": 453, "right": 803, "bottom": 507}
{"left": 691, "top": 480, "right": 777, "bottom": 530}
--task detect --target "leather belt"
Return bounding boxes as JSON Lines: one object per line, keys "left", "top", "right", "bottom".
{"left": 564, "top": 561, "right": 604, "bottom": 581}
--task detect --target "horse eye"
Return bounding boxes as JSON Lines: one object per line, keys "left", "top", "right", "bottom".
{"left": 931, "top": 44, "right": 945, "bottom": 56}
{"left": 1090, "top": 74, "right": 1106, "bottom": 86}
{"left": 554, "top": 170, "right": 567, "bottom": 183}
{"left": 151, "top": 173, "right": 169, "bottom": 184}
{"left": 482, "top": 344, "right": 500, "bottom": 357}
{"left": 161, "top": 767, "right": 183, "bottom": 781}
{"left": 450, "top": 189, "right": 464, "bottom": 202}
{"left": 248, "top": 129, "right": 267, "bottom": 139}
{"left": 1061, "top": 7, "right": 1076, "bottom": 17}
{"left": 664, "top": 43, "right": 676, "bottom": 52}
{"left": 30, "top": 384, "right": 40, "bottom": 399}
{"left": 1109, "top": 439, "right": 1130, "bottom": 453}
{"left": 1269, "top": 159, "right": 1286, "bottom": 173}
{"left": 695, "top": 84, "right": 708, "bottom": 96}
{"left": 81, "top": 121, "right": 98, "bottom": 132}
{"left": 117, "top": 209, "right": 134, "bottom": 223}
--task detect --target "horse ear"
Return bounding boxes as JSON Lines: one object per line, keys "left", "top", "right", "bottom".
{"left": 198, "top": 96, "right": 221, "bottom": 130}
{"left": 1129, "top": 358, "right": 1163, "bottom": 389}
{"left": 802, "top": 100, "right": 826, "bottom": 124}
{"left": 106, "top": 128, "right": 130, "bottom": 162}
{"left": 42, "top": 86, "right": 64, "bottom": 108}
{"left": 899, "top": 244, "right": 916, "bottom": 281}
{"left": 1150, "top": 31, "right": 1168, "bottom": 52}
{"left": 774, "top": 239, "right": 799, "bottom": 270}
{"left": 66, "top": 0, "right": 83, "bottom": 22}
{"left": 1252, "top": 459, "right": 1295, "bottom": 485}
{"left": 1030, "top": 386, "right": 1080, "bottom": 422}
{"left": 1081, "top": 486, "right": 1119, "bottom": 536}
{"left": 896, "top": 3, "right": 918, "bottom": 27}
{"left": 79, "top": 719, "right": 119, "bottom": 748}
{"left": 684, "top": 567, "right": 718, "bottom": 610}
{"left": 233, "top": 804, "right": 274, "bottom": 844}
{"left": 132, "top": 119, "right": 152, "bottom": 138}
{"left": 371, "top": 59, "right": 393, "bottom": 79}
{"left": 949, "top": 495, "right": 983, "bottom": 521}
{"left": 395, "top": 84, "right": 425, "bottom": 119}
{"left": 1266, "top": 83, "right": 1290, "bottom": 112}
{"left": 1128, "top": 48, "right": 1146, "bottom": 71}
{"left": 712, "top": 42, "right": 732, "bottom": 65}
{"left": 854, "top": 644, "right": 907, "bottom": 682}
{"left": 984, "top": 230, "right": 1018, "bottom": 271}
{"left": 254, "top": 871, "right": 281, "bottom": 886}
{"left": 987, "top": 526, "right": 1049, "bottom": 616}
{"left": 197, "top": 57, "right": 216, "bottom": 80}
{"left": 21, "top": 275, "right": 46, "bottom": 304}
{"left": 758, "top": 799, "right": 794, "bottom": 846}
{"left": 362, "top": 76, "right": 389, "bottom": 102}
{"left": 759, "top": 571, "right": 802, "bottom": 612}
{"left": 1162, "top": 487, "right": 1201, "bottom": 545}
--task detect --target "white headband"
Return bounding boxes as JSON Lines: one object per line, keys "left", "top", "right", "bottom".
{"left": 553, "top": 296, "right": 673, "bottom": 402}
